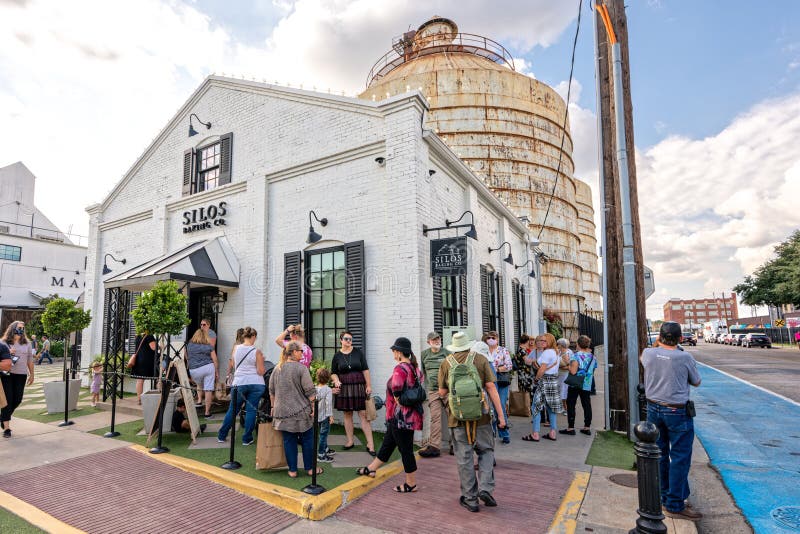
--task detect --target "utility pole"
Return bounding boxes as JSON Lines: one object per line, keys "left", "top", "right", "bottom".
{"left": 595, "top": 0, "right": 648, "bottom": 436}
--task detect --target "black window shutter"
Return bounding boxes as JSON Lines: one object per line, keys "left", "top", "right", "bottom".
{"left": 459, "top": 273, "right": 468, "bottom": 326}
{"left": 519, "top": 283, "right": 527, "bottom": 339}
{"left": 129, "top": 291, "right": 141, "bottom": 353}
{"left": 344, "top": 241, "right": 366, "bottom": 351}
{"left": 218, "top": 132, "right": 233, "bottom": 186}
{"left": 101, "top": 287, "right": 111, "bottom": 356}
{"left": 284, "top": 251, "right": 302, "bottom": 328}
{"left": 432, "top": 276, "right": 443, "bottom": 335}
{"left": 512, "top": 279, "right": 520, "bottom": 347}
{"left": 480, "top": 265, "right": 490, "bottom": 334}
{"left": 497, "top": 274, "right": 505, "bottom": 347}
{"left": 182, "top": 148, "right": 195, "bottom": 196}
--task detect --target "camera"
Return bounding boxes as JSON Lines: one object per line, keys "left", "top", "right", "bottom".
{"left": 11, "top": 356, "right": 19, "bottom": 364}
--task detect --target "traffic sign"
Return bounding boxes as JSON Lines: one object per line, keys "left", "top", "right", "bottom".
{"left": 775, "top": 319, "right": 786, "bottom": 327}
{"left": 643, "top": 265, "right": 655, "bottom": 300}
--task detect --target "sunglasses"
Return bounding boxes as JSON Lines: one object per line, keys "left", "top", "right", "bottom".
{"left": 487, "top": 336, "right": 497, "bottom": 340}
{"left": 342, "top": 337, "right": 352, "bottom": 342}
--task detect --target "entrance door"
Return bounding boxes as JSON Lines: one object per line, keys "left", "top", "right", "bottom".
{"left": 188, "top": 288, "right": 218, "bottom": 340}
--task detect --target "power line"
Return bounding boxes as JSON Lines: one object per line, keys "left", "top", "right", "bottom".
{"left": 537, "top": 0, "right": 584, "bottom": 240}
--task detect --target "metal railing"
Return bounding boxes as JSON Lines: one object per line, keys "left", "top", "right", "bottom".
{"left": 366, "top": 32, "right": 516, "bottom": 88}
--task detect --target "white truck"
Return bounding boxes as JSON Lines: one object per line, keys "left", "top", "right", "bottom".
{"left": 703, "top": 320, "right": 728, "bottom": 342}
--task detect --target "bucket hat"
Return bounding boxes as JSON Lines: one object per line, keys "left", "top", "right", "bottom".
{"left": 446, "top": 331, "right": 473, "bottom": 353}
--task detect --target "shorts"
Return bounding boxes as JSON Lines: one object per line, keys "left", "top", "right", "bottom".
{"left": 189, "top": 362, "right": 216, "bottom": 391}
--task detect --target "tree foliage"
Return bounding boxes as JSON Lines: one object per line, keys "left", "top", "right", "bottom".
{"left": 27, "top": 294, "right": 59, "bottom": 338}
{"left": 40, "top": 298, "right": 92, "bottom": 340}
{"left": 130, "top": 280, "right": 189, "bottom": 337}
{"left": 734, "top": 230, "right": 800, "bottom": 308}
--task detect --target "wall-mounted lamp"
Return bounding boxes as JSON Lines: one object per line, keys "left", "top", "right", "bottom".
{"left": 489, "top": 241, "right": 514, "bottom": 265}
{"left": 445, "top": 210, "right": 478, "bottom": 240}
{"left": 188, "top": 113, "right": 212, "bottom": 137}
{"left": 428, "top": 169, "right": 436, "bottom": 176}
{"left": 375, "top": 156, "right": 386, "bottom": 166}
{"left": 102, "top": 253, "right": 127, "bottom": 275}
{"left": 307, "top": 210, "right": 328, "bottom": 244}
{"left": 514, "top": 259, "right": 536, "bottom": 278}
{"left": 211, "top": 291, "right": 227, "bottom": 314}
{"left": 41, "top": 266, "right": 47, "bottom": 272}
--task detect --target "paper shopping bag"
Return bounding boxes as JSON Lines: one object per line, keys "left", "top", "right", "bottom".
{"left": 255, "top": 423, "right": 287, "bottom": 470}
{"left": 508, "top": 390, "right": 531, "bottom": 418}
{"left": 365, "top": 396, "right": 378, "bottom": 422}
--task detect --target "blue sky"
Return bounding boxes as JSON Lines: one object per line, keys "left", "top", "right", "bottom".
{"left": 1, "top": 0, "right": 798, "bottom": 320}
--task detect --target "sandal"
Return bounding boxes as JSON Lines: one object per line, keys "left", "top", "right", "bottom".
{"left": 307, "top": 467, "right": 324, "bottom": 476}
{"left": 521, "top": 434, "right": 539, "bottom": 442}
{"left": 356, "top": 466, "right": 376, "bottom": 478}
{"left": 343, "top": 443, "right": 355, "bottom": 450}
{"left": 393, "top": 483, "right": 418, "bottom": 493}
{"left": 367, "top": 447, "right": 376, "bottom": 457}
{"left": 543, "top": 433, "right": 557, "bottom": 441}
{"left": 288, "top": 471, "right": 298, "bottom": 478}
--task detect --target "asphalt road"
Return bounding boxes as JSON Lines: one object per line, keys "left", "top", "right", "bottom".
{"left": 689, "top": 340, "right": 800, "bottom": 402}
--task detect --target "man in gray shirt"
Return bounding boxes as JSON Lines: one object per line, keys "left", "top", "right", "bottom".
{"left": 641, "top": 321, "right": 702, "bottom": 521}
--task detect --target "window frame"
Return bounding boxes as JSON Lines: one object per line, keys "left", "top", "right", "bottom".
{"left": 304, "top": 245, "right": 347, "bottom": 362}
{"left": 0, "top": 244, "right": 22, "bottom": 261}
{"left": 440, "top": 275, "right": 467, "bottom": 327}
{"left": 196, "top": 140, "right": 222, "bottom": 193}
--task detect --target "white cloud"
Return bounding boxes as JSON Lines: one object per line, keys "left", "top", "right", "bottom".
{"left": 0, "top": 0, "right": 577, "bottom": 241}
{"left": 639, "top": 92, "right": 800, "bottom": 319}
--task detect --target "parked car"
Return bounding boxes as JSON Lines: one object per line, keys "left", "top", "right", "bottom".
{"left": 742, "top": 333, "right": 772, "bottom": 348}
{"left": 647, "top": 333, "right": 659, "bottom": 347}
{"left": 715, "top": 333, "right": 727, "bottom": 344}
{"left": 721, "top": 333, "right": 734, "bottom": 345}
{"left": 681, "top": 333, "right": 697, "bottom": 346}
{"left": 731, "top": 333, "right": 747, "bottom": 346}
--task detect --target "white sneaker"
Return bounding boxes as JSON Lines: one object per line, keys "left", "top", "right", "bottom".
{"left": 217, "top": 438, "right": 226, "bottom": 443}
{"left": 317, "top": 454, "right": 334, "bottom": 463}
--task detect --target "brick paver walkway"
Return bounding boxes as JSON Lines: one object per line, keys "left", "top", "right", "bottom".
{"left": 0, "top": 447, "right": 299, "bottom": 533}
{"left": 336, "top": 456, "right": 573, "bottom": 533}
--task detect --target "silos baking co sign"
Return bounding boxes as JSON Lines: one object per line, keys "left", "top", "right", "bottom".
{"left": 430, "top": 237, "right": 468, "bottom": 277}
{"left": 182, "top": 201, "right": 228, "bottom": 234}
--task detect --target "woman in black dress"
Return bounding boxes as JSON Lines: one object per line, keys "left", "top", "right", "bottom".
{"left": 331, "top": 330, "right": 375, "bottom": 455}
{"left": 131, "top": 331, "right": 157, "bottom": 405}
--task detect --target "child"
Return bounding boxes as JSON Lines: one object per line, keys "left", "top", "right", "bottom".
{"left": 90, "top": 362, "right": 103, "bottom": 407}
{"left": 172, "top": 398, "right": 207, "bottom": 434}
{"left": 315, "top": 368, "right": 335, "bottom": 462}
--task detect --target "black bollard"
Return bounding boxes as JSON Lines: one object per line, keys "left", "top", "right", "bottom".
{"left": 629, "top": 421, "right": 667, "bottom": 534}
{"left": 303, "top": 398, "right": 325, "bottom": 495}
{"left": 104, "top": 371, "right": 120, "bottom": 438}
{"left": 58, "top": 351, "right": 74, "bottom": 427}
{"left": 637, "top": 384, "right": 647, "bottom": 423}
{"left": 222, "top": 387, "right": 241, "bottom": 470}
{"left": 149, "top": 377, "right": 170, "bottom": 454}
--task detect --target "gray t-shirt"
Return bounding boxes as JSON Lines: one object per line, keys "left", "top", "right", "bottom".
{"left": 186, "top": 342, "right": 214, "bottom": 369}
{"left": 641, "top": 346, "right": 701, "bottom": 405}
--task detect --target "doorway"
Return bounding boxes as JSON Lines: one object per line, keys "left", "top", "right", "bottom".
{"left": 188, "top": 287, "right": 218, "bottom": 340}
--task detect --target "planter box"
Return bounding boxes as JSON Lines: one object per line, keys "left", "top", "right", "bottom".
{"left": 43, "top": 379, "right": 82, "bottom": 414}
{"left": 141, "top": 389, "right": 181, "bottom": 433}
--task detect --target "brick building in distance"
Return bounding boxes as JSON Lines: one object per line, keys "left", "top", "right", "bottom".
{"left": 663, "top": 294, "right": 738, "bottom": 326}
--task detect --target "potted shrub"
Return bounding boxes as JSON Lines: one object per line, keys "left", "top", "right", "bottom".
{"left": 41, "top": 298, "right": 92, "bottom": 419}
{"left": 130, "top": 280, "right": 190, "bottom": 439}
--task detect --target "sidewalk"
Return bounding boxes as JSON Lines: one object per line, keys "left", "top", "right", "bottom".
{"left": 0, "top": 348, "right": 703, "bottom": 533}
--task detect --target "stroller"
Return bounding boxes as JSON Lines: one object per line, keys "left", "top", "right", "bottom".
{"left": 237, "top": 360, "right": 276, "bottom": 427}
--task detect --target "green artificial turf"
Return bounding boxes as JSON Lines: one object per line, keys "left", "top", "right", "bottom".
{"left": 90, "top": 419, "right": 402, "bottom": 492}
{"left": 0, "top": 508, "right": 45, "bottom": 533}
{"left": 585, "top": 430, "right": 635, "bottom": 470}
{"left": 13, "top": 405, "right": 103, "bottom": 424}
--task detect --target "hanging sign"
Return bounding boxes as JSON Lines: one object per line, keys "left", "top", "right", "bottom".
{"left": 430, "top": 236, "right": 467, "bottom": 277}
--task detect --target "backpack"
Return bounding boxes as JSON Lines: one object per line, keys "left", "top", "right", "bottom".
{"left": 447, "top": 353, "right": 485, "bottom": 422}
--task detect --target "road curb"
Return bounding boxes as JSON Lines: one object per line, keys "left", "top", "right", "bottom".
{"left": 0, "top": 489, "right": 86, "bottom": 534}
{"left": 548, "top": 470, "right": 590, "bottom": 534}
{"left": 128, "top": 444, "right": 408, "bottom": 520}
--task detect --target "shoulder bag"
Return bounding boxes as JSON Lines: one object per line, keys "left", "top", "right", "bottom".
{"left": 398, "top": 363, "right": 427, "bottom": 407}
{"left": 127, "top": 336, "right": 147, "bottom": 369}
{"left": 565, "top": 354, "right": 594, "bottom": 389}
{"left": 226, "top": 348, "right": 255, "bottom": 387}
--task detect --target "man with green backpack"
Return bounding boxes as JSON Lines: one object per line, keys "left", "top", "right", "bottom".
{"left": 438, "top": 332, "right": 507, "bottom": 513}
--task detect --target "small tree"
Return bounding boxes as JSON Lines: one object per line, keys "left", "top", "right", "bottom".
{"left": 41, "top": 298, "right": 92, "bottom": 377}
{"left": 130, "top": 280, "right": 190, "bottom": 365}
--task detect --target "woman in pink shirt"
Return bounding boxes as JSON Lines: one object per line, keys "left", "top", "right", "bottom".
{"left": 356, "top": 337, "right": 422, "bottom": 493}
{"left": 274, "top": 324, "right": 312, "bottom": 367}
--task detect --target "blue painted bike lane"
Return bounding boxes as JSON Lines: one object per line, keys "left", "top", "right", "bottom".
{"left": 692, "top": 363, "right": 800, "bottom": 533}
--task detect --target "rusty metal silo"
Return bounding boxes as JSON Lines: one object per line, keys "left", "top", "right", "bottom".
{"left": 575, "top": 179, "right": 602, "bottom": 311}
{"left": 360, "top": 16, "right": 589, "bottom": 314}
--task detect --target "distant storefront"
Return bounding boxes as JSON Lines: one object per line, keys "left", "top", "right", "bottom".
{"left": 82, "top": 76, "right": 540, "bottom": 405}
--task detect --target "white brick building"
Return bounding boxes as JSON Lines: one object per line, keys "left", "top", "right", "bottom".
{"left": 82, "top": 76, "right": 541, "bottom": 403}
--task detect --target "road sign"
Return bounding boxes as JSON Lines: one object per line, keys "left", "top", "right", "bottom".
{"left": 775, "top": 319, "right": 786, "bottom": 327}
{"left": 643, "top": 265, "right": 655, "bottom": 300}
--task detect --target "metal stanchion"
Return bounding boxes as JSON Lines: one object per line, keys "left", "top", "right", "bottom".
{"left": 104, "top": 371, "right": 120, "bottom": 438}
{"left": 629, "top": 421, "right": 667, "bottom": 534}
{"left": 303, "top": 398, "right": 325, "bottom": 495}
{"left": 222, "top": 387, "right": 241, "bottom": 470}
{"left": 149, "top": 377, "right": 170, "bottom": 454}
{"left": 58, "top": 347, "right": 74, "bottom": 427}
{"left": 637, "top": 384, "right": 647, "bottom": 422}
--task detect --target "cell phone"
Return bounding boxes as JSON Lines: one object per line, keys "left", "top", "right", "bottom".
{"left": 685, "top": 400, "right": 696, "bottom": 418}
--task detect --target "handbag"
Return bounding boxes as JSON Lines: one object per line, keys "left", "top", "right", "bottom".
{"left": 226, "top": 348, "right": 255, "bottom": 387}
{"left": 398, "top": 364, "right": 427, "bottom": 407}
{"left": 565, "top": 354, "right": 594, "bottom": 389}
{"left": 508, "top": 390, "right": 531, "bottom": 417}
{"left": 127, "top": 336, "right": 147, "bottom": 369}
{"left": 495, "top": 371, "right": 511, "bottom": 388}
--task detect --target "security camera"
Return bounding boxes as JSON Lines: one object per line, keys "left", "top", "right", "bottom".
{"left": 375, "top": 157, "right": 386, "bottom": 166}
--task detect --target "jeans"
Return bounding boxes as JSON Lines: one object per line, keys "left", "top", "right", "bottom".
{"left": 647, "top": 402, "right": 694, "bottom": 513}
{"left": 282, "top": 427, "right": 315, "bottom": 473}
{"left": 450, "top": 424, "right": 495, "bottom": 504}
{"left": 217, "top": 384, "right": 265, "bottom": 444}
{"left": 532, "top": 403, "right": 558, "bottom": 434}
{"left": 37, "top": 351, "right": 52, "bottom": 364}
{"left": 491, "top": 385, "right": 510, "bottom": 440}
{"left": 318, "top": 419, "right": 330, "bottom": 455}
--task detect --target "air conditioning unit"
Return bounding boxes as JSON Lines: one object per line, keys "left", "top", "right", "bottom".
{"left": 442, "top": 325, "right": 477, "bottom": 348}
